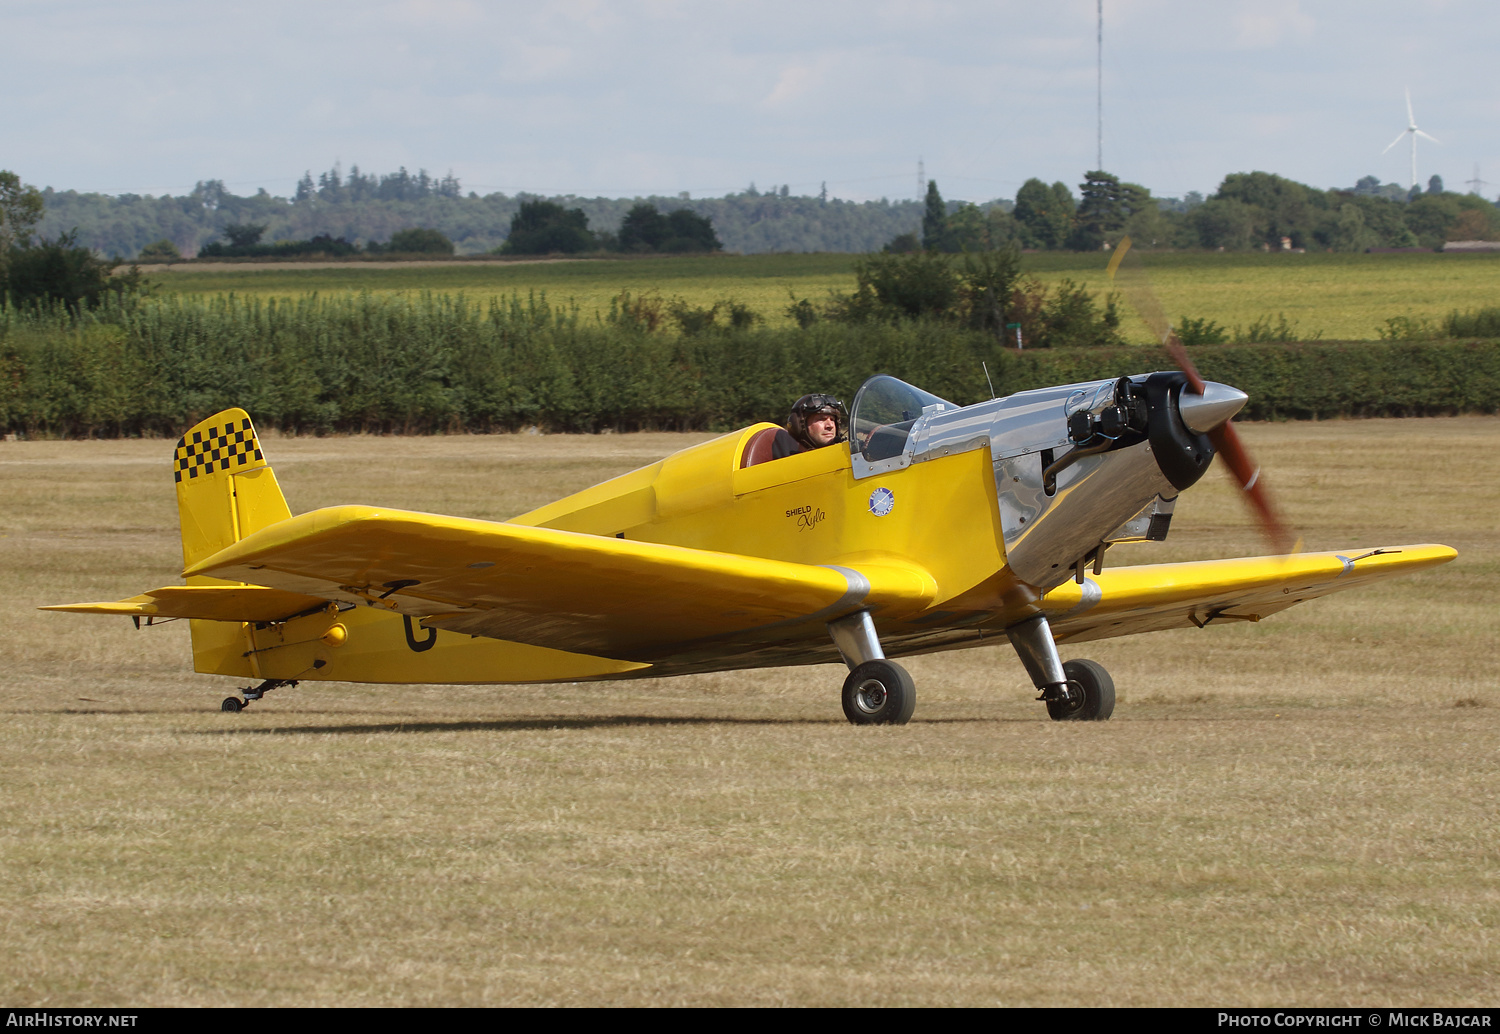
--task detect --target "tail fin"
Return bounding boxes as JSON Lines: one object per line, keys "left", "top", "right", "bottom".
{"left": 174, "top": 410, "right": 293, "bottom": 678}
{"left": 174, "top": 409, "right": 291, "bottom": 569}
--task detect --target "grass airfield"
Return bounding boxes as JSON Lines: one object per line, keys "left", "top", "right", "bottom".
{"left": 1, "top": 418, "right": 1497, "bottom": 1006}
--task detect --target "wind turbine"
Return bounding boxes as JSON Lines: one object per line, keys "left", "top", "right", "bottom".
{"left": 1382, "top": 87, "right": 1439, "bottom": 190}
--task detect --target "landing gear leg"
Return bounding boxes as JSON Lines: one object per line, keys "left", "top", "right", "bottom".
{"left": 1005, "top": 614, "right": 1115, "bottom": 722}
{"left": 220, "top": 678, "right": 297, "bottom": 713}
{"left": 828, "top": 610, "right": 915, "bottom": 725}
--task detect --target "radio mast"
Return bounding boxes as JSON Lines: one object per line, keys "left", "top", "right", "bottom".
{"left": 1096, "top": 0, "right": 1104, "bottom": 170}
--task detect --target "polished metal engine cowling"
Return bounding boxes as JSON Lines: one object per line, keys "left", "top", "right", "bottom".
{"left": 852, "top": 372, "right": 1243, "bottom": 593}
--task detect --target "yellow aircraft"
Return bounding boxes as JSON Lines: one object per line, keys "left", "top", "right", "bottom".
{"left": 45, "top": 371, "right": 1454, "bottom": 722}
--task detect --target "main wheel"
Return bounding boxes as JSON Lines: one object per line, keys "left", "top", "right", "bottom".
{"left": 841, "top": 660, "right": 917, "bottom": 725}
{"left": 221, "top": 697, "right": 244, "bottom": 713}
{"left": 1046, "top": 659, "right": 1115, "bottom": 722}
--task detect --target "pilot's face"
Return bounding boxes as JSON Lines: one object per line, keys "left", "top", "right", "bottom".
{"left": 806, "top": 413, "right": 839, "bottom": 445}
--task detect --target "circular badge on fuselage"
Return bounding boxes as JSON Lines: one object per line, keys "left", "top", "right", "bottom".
{"left": 868, "top": 487, "right": 895, "bottom": 517}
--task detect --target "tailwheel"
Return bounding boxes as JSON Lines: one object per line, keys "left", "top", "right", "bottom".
{"left": 1045, "top": 659, "right": 1115, "bottom": 722}
{"left": 220, "top": 678, "right": 296, "bottom": 712}
{"left": 841, "top": 659, "right": 917, "bottom": 725}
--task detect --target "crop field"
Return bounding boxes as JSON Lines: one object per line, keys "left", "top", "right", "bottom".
{"left": 142, "top": 250, "right": 1500, "bottom": 341}
{"left": 1, "top": 417, "right": 1497, "bottom": 1006}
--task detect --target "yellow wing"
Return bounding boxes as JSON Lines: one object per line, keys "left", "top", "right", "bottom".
{"left": 1038, "top": 545, "right": 1457, "bottom": 644}
{"left": 181, "top": 504, "right": 938, "bottom": 662}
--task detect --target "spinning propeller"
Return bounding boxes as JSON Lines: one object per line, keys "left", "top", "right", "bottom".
{"left": 1106, "top": 238, "right": 1299, "bottom": 555}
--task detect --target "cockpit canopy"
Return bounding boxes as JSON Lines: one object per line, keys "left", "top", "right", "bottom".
{"left": 849, "top": 375, "right": 955, "bottom": 462}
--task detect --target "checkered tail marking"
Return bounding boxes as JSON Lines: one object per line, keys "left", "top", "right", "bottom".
{"left": 174, "top": 417, "right": 264, "bottom": 483}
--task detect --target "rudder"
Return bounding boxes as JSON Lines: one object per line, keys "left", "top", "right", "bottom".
{"left": 173, "top": 409, "right": 292, "bottom": 677}
{"left": 174, "top": 409, "right": 291, "bottom": 568}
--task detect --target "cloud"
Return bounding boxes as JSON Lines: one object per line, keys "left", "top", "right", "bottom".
{"left": 763, "top": 63, "right": 823, "bottom": 107}
{"left": 387, "top": 0, "right": 484, "bottom": 25}
{"left": 1231, "top": 0, "right": 1316, "bottom": 49}
{"left": 1, "top": 1, "right": 1497, "bottom": 204}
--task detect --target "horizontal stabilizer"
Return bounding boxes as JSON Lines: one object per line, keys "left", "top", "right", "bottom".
{"left": 42, "top": 585, "right": 333, "bottom": 623}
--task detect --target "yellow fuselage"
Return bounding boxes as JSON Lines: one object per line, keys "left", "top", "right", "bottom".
{"left": 205, "top": 424, "right": 1030, "bottom": 684}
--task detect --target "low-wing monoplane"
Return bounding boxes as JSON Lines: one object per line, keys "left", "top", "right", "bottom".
{"left": 47, "top": 368, "right": 1455, "bottom": 722}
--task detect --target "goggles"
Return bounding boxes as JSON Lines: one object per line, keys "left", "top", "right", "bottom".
{"left": 794, "top": 394, "right": 845, "bottom": 414}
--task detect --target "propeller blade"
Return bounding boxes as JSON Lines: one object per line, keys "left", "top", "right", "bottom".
{"left": 1416, "top": 130, "right": 1441, "bottom": 145}
{"left": 1406, "top": 86, "right": 1415, "bottom": 126}
{"left": 1108, "top": 237, "right": 1299, "bottom": 554}
{"left": 1207, "top": 421, "right": 1298, "bottom": 555}
{"left": 1382, "top": 130, "right": 1409, "bottom": 155}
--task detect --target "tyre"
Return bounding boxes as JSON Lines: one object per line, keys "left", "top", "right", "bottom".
{"left": 841, "top": 660, "right": 917, "bottom": 725}
{"left": 221, "top": 697, "right": 244, "bottom": 713}
{"left": 1046, "top": 659, "right": 1115, "bottom": 721}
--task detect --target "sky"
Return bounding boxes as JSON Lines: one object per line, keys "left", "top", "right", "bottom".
{"left": 3, "top": 0, "right": 1498, "bottom": 204}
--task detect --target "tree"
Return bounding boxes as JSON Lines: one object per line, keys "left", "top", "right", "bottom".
{"left": 663, "top": 208, "right": 721, "bottom": 252}
{"left": 956, "top": 246, "right": 1023, "bottom": 333}
{"left": 1428, "top": 174, "right": 1445, "bottom": 195}
{"left": 943, "top": 204, "right": 986, "bottom": 251}
{"left": 618, "top": 203, "right": 667, "bottom": 252}
{"left": 1122, "top": 198, "right": 1173, "bottom": 247}
{"left": 1214, "top": 171, "right": 1319, "bottom": 249}
{"left": 222, "top": 223, "right": 267, "bottom": 248}
{"left": 883, "top": 231, "right": 920, "bottom": 253}
{"left": 1404, "top": 192, "right": 1464, "bottom": 247}
{"left": 615, "top": 204, "right": 720, "bottom": 253}
{"left": 1070, "top": 170, "right": 1125, "bottom": 250}
{"left": 2, "top": 173, "right": 145, "bottom": 309}
{"left": 1449, "top": 207, "right": 1500, "bottom": 241}
{"left": 387, "top": 227, "right": 455, "bottom": 254}
{"left": 500, "top": 200, "right": 596, "bottom": 254}
{"left": 4, "top": 230, "right": 141, "bottom": 311}
{"left": 138, "top": 238, "right": 182, "bottom": 259}
{"left": 933, "top": 203, "right": 1018, "bottom": 253}
{"left": 1192, "top": 198, "right": 1256, "bottom": 249}
{"left": 836, "top": 252, "right": 959, "bottom": 321}
{"left": 1, "top": 170, "right": 45, "bottom": 249}
{"left": 1328, "top": 195, "right": 1417, "bottom": 249}
{"left": 192, "top": 180, "right": 228, "bottom": 210}
{"left": 1013, "top": 178, "right": 1074, "bottom": 250}
{"left": 1049, "top": 183, "right": 1077, "bottom": 240}
{"left": 1033, "top": 278, "right": 1124, "bottom": 347}
{"left": 922, "top": 180, "right": 948, "bottom": 250}
{"left": 1329, "top": 204, "right": 1378, "bottom": 252}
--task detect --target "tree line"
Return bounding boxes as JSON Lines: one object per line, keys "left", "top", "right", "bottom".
{"left": 35, "top": 167, "right": 928, "bottom": 259}
{"left": 499, "top": 200, "right": 721, "bottom": 255}
{"left": 179, "top": 200, "right": 722, "bottom": 259}
{"left": 910, "top": 171, "right": 1500, "bottom": 254}
{"left": 19, "top": 159, "right": 1500, "bottom": 261}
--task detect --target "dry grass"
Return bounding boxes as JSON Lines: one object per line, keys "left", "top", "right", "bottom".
{"left": 1, "top": 419, "right": 1496, "bottom": 1006}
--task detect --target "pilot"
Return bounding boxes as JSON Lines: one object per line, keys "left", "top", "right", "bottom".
{"left": 772, "top": 393, "right": 848, "bottom": 459}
